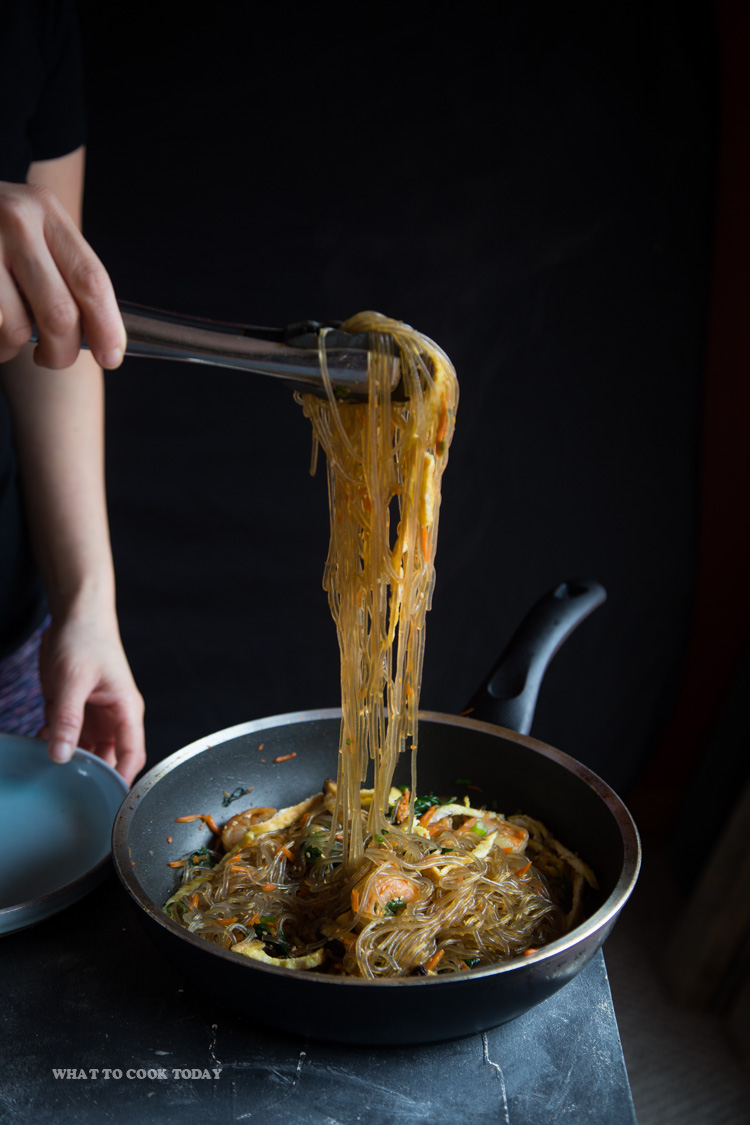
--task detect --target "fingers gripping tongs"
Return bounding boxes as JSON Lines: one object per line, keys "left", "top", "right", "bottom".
{"left": 116, "top": 302, "right": 395, "bottom": 399}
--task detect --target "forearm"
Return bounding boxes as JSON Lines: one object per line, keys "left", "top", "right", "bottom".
{"left": 0, "top": 344, "right": 117, "bottom": 624}
{"left": 0, "top": 149, "right": 144, "bottom": 782}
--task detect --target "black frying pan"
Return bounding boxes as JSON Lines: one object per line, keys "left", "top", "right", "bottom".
{"left": 113, "top": 580, "right": 640, "bottom": 1045}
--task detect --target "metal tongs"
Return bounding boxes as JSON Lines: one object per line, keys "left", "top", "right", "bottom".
{"left": 114, "top": 303, "right": 400, "bottom": 398}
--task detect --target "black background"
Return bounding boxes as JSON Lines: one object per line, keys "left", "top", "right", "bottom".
{"left": 74, "top": 1, "right": 716, "bottom": 796}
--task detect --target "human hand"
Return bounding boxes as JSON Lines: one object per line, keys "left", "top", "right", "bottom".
{"left": 38, "top": 615, "right": 146, "bottom": 787}
{"left": 0, "top": 180, "right": 126, "bottom": 371}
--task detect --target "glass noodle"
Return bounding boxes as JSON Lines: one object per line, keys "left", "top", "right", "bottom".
{"left": 299, "top": 311, "right": 458, "bottom": 868}
{"left": 165, "top": 314, "right": 597, "bottom": 977}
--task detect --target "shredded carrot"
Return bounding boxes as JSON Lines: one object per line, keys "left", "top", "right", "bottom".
{"left": 424, "top": 949, "right": 444, "bottom": 972}
{"left": 419, "top": 805, "right": 439, "bottom": 828}
{"left": 249, "top": 913, "right": 261, "bottom": 926}
{"left": 175, "top": 812, "right": 220, "bottom": 835}
{"left": 421, "top": 525, "right": 431, "bottom": 562}
{"left": 273, "top": 752, "right": 297, "bottom": 763}
{"left": 395, "top": 789, "right": 410, "bottom": 824}
{"left": 516, "top": 860, "right": 532, "bottom": 877}
{"left": 436, "top": 400, "right": 449, "bottom": 445}
{"left": 261, "top": 883, "right": 275, "bottom": 892}
{"left": 217, "top": 917, "right": 238, "bottom": 926}
{"left": 406, "top": 683, "right": 414, "bottom": 697}
{"left": 167, "top": 860, "right": 184, "bottom": 868}
{"left": 351, "top": 888, "right": 360, "bottom": 913}
{"left": 524, "top": 947, "right": 538, "bottom": 957}
{"left": 166, "top": 836, "right": 173, "bottom": 844}
{"left": 279, "top": 844, "right": 295, "bottom": 861}
{"left": 188, "top": 893, "right": 199, "bottom": 911}
{"left": 257, "top": 743, "right": 264, "bottom": 751}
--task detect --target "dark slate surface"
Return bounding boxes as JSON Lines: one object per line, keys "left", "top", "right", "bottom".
{"left": 0, "top": 872, "right": 635, "bottom": 1124}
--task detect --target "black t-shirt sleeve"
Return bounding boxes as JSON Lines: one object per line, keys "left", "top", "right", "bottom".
{"left": 0, "top": 0, "right": 87, "bottom": 180}
{"left": 27, "top": 0, "right": 86, "bottom": 163}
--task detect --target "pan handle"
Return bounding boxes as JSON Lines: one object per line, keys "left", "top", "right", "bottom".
{"left": 464, "top": 579, "right": 606, "bottom": 735}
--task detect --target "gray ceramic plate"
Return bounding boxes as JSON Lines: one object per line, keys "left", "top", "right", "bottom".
{"left": 0, "top": 733, "right": 129, "bottom": 935}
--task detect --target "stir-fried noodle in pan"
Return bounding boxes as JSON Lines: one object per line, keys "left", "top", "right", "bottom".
{"left": 165, "top": 313, "right": 597, "bottom": 976}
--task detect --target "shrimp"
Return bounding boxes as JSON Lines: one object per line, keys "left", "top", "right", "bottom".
{"left": 353, "top": 873, "right": 420, "bottom": 921}
{"left": 221, "top": 807, "right": 277, "bottom": 851}
{"left": 426, "top": 804, "right": 528, "bottom": 854}
{"left": 221, "top": 793, "right": 327, "bottom": 851}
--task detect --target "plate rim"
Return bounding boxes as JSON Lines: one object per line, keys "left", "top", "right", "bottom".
{"left": 0, "top": 734, "right": 129, "bottom": 934}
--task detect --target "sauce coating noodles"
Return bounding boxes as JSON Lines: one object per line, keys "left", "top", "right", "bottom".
{"left": 165, "top": 314, "right": 597, "bottom": 976}
{"left": 299, "top": 311, "right": 458, "bottom": 867}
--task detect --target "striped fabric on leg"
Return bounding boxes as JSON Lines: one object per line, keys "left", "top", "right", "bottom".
{"left": 0, "top": 617, "right": 50, "bottom": 737}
